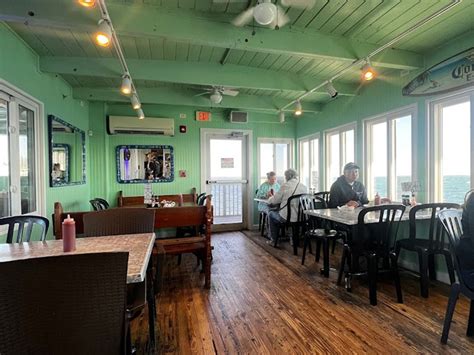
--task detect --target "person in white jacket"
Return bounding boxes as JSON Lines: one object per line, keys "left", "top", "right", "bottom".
{"left": 267, "top": 169, "right": 307, "bottom": 243}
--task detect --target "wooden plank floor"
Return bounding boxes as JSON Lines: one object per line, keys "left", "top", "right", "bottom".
{"left": 132, "top": 231, "right": 474, "bottom": 354}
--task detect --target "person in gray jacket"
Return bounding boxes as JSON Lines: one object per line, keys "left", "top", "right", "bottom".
{"left": 329, "top": 162, "right": 369, "bottom": 208}
{"left": 267, "top": 169, "right": 307, "bottom": 243}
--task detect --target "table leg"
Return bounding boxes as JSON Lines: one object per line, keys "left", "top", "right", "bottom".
{"left": 146, "top": 264, "right": 156, "bottom": 350}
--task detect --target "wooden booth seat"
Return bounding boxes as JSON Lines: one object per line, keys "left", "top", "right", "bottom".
{"left": 118, "top": 187, "right": 197, "bottom": 207}
{"left": 155, "top": 195, "right": 213, "bottom": 288}
{"left": 53, "top": 202, "right": 89, "bottom": 239}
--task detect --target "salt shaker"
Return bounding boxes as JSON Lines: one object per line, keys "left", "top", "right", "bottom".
{"left": 62, "top": 214, "right": 76, "bottom": 252}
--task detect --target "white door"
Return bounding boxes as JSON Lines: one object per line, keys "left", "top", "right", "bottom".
{"left": 201, "top": 129, "right": 251, "bottom": 231}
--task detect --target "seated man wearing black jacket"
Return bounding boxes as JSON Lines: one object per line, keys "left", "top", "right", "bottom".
{"left": 329, "top": 162, "right": 369, "bottom": 208}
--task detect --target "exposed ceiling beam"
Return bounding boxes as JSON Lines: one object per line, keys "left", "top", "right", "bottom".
{"left": 1, "top": 1, "right": 423, "bottom": 70}
{"left": 40, "top": 57, "right": 358, "bottom": 96}
{"left": 73, "top": 87, "right": 322, "bottom": 113}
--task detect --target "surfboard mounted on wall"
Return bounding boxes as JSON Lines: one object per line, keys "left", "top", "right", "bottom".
{"left": 402, "top": 47, "right": 474, "bottom": 96}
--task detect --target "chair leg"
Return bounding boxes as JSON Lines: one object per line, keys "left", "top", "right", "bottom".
{"left": 467, "top": 300, "right": 474, "bottom": 337}
{"left": 428, "top": 253, "right": 436, "bottom": 281}
{"left": 337, "top": 244, "right": 348, "bottom": 286}
{"left": 315, "top": 240, "right": 322, "bottom": 262}
{"left": 367, "top": 253, "right": 378, "bottom": 306}
{"left": 321, "top": 239, "right": 330, "bottom": 278}
{"left": 331, "top": 238, "right": 337, "bottom": 254}
{"left": 444, "top": 252, "right": 456, "bottom": 285}
{"left": 391, "top": 252, "right": 403, "bottom": 303}
{"left": 261, "top": 213, "right": 267, "bottom": 237}
{"left": 258, "top": 212, "right": 263, "bottom": 231}
{"left": 292, "top": 226, "right": 298, "bottom": 256}
{"left": 302, "top": 235, "right": 309, "bottom": 265}
{"left": 417, "top": 249, "right": 430, "bottom": 298}
{"left": 441, "top": 283, "right": 461, "bottom": 344}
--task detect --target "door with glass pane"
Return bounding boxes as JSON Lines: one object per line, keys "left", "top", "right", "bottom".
{"left": 0, "top": 90, "right": 40, "bottom": 218}
{"left": 203, "top": 131, "right": 249, "bottom": 230}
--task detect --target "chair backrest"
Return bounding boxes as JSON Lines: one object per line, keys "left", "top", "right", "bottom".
{"left": 438, "top": 209, "right": 467, "bottom": 286}
{"left": 89, "top": 198, "right": 110, "bottom": 211}
{"left": 357, "top": 204, "right": 406, "bottom": 254}
{"left": 117, "top": 187, "right": 197, "bottom": 207}
{"left": 0, "top": 252, "right": 128, "bottom": 354}
{"left": 315, "top": 191, "right": 330, "bottom": 205}
{"left": 83, "top": 208, "right": 155, "bottom": 237}
{"left": 0, "top": 215, "right": 49, "bottom": 243}
{"left": 408, "top": 203, "right": 460, "bottom": 250}
{"left": 299, "top": 194, "right": 327, "bottom": 229}
{"left": 196, "top": 193, "right": 206, "bottom": 206}
{"left": 286, "top": 193, "right": 306, "bottom": 224}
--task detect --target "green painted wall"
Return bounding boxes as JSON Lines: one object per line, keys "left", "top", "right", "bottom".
{"left": 0, "top": 23, "right": 90, "bottom": 240}
{"left": 89, "top": 103, "right": 298, "bottom": 211}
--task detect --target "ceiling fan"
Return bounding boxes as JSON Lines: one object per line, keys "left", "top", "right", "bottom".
{"left": 219, "top": 0, "right": 316, "bottom": 29}
{"left": 195, "top": 87, "right": 239, "bottom": 104}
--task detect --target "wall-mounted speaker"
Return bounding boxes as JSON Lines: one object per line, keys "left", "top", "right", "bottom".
{"left": 229, "top": 111, "right": 248, "bottom": 123}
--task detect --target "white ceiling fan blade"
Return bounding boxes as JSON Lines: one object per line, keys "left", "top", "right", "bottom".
{"left": 232, "top": 7, "right": 255, "bottom": 27}
{"left": 213, "top": 0, "right": 248, "bottom": 2}
{"left": 222, "top": 89, "right": 239, "bottom": 96}
{"left": 273, "top": 6, "right": 290, "bottom": 28}
{"left": 194, "top": 92, "right": 209, "bottom": 97}
{"left": 281, "top": 0, "right": 316, "bottom": 9}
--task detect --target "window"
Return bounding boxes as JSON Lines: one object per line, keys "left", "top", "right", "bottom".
{"left": 364, "top": 106, "right": 414, "bottom": 201}
{"left": 325, "top": 124, "right": 356, "bottom": 189}
{"left": 429, "top": 91, "right": 473, "bottom": 204}
{"left": 298, "top": 134, "right": 319, "bottom": 192}
{"left": 258, "top": 138, "right": 293, "bottom": 185}
{"left": 0, "top": 84, "right": 44, "bottom": 217}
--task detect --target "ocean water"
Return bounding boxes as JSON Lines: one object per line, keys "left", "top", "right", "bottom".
{"left": 374, "top": 175, "right": 470, "bottom": 204}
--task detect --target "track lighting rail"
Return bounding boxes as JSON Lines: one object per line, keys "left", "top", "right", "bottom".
{"left": 279, "top": 0, "right": 462, "bottom": 114}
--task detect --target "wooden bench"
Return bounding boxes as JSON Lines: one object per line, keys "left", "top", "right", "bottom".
{"left": 118, "top": 187, "right": 197, "bottom": 207}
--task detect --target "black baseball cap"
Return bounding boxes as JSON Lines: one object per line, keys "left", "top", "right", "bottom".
{"left": 343, "top": 162, "right": 360, "bottom": 171}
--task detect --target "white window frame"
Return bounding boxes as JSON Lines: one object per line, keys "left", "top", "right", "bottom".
{"left": 427, "top": 88, "right": 474, "bottom": 202}
{"left": 256, "top": 137, "right": 294, "bottom": 184}
{"left": 363, "top": 104, "right": 417, "bottom": 201}
{"left": 0, "top": 79, "right": 45, "bottom": 217}
{"left": 323, "top": 122, "right": 357, "bottom": 190}
{"left": 298, "top": 132, "right": 320, "bottom": 193}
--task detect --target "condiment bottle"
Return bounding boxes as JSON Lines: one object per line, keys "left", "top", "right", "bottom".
{"left": 410, "top": 193, "right": 417, "bottom": 206}
{"left": 374, "top": 192, "right": 381, "bottom": 205}
{"left": 62, "top": 214, "right": 76, "bottom": 252}
{"left": 270, "top": 188, "right": 274, "bottom": 196}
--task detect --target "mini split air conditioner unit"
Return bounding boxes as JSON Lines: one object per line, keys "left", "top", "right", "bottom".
{"left": 107, "top": 116, "right": 174, "bottom": 136}
{"left": 229, "top": 111, "right": 248, "bottom": 123}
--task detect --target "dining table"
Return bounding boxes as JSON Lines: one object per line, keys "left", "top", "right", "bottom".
{"left": 0, "top": 233, "right": 159, "bottom": 349}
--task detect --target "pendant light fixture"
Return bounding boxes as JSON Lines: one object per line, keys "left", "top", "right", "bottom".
{"left": 120, "top": 74, "right": 132, "bottom": 95}
{"left": 294, "top": 100, "right": 303, "bottom": 116}
{"left": 131, "top": 94, "right": 141, "bottom": 110}
{"left": 78, "top": 0, "right": 95, "bottom": 7}
{"left": 361, "top": 59, "right": 376, "bottom": 81}
{"left": 95, "top": 19, "right": 112, "bottom": 47}
{"left": 325, "top": 81, "right": 338, "bottom": 98}
{"left": 279, "top": 111, "right": 285, "bottom": 123}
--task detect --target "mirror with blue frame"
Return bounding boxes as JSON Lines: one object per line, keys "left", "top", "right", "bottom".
{"left": 116, "top": 145, "right": 174, "bottom": 183}
{"left": 48, "top": 115, "right": 86, "bottom": 187}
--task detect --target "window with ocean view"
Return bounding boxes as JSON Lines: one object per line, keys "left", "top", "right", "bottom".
{"left": 325, "top": 123, "right": 356, "bottom": 190}
{"left": 430, "top": 93, "right": 472, "bottom": 204}
{"left": 364, "top": 107, "right": 413, "bottom": 202}
{"left": 299, "top": 134, "right": 319, "bottom": 192}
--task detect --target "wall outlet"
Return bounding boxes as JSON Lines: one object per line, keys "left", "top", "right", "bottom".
{"left": 179, "top": 113, "right": 186, "bottom": 119}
